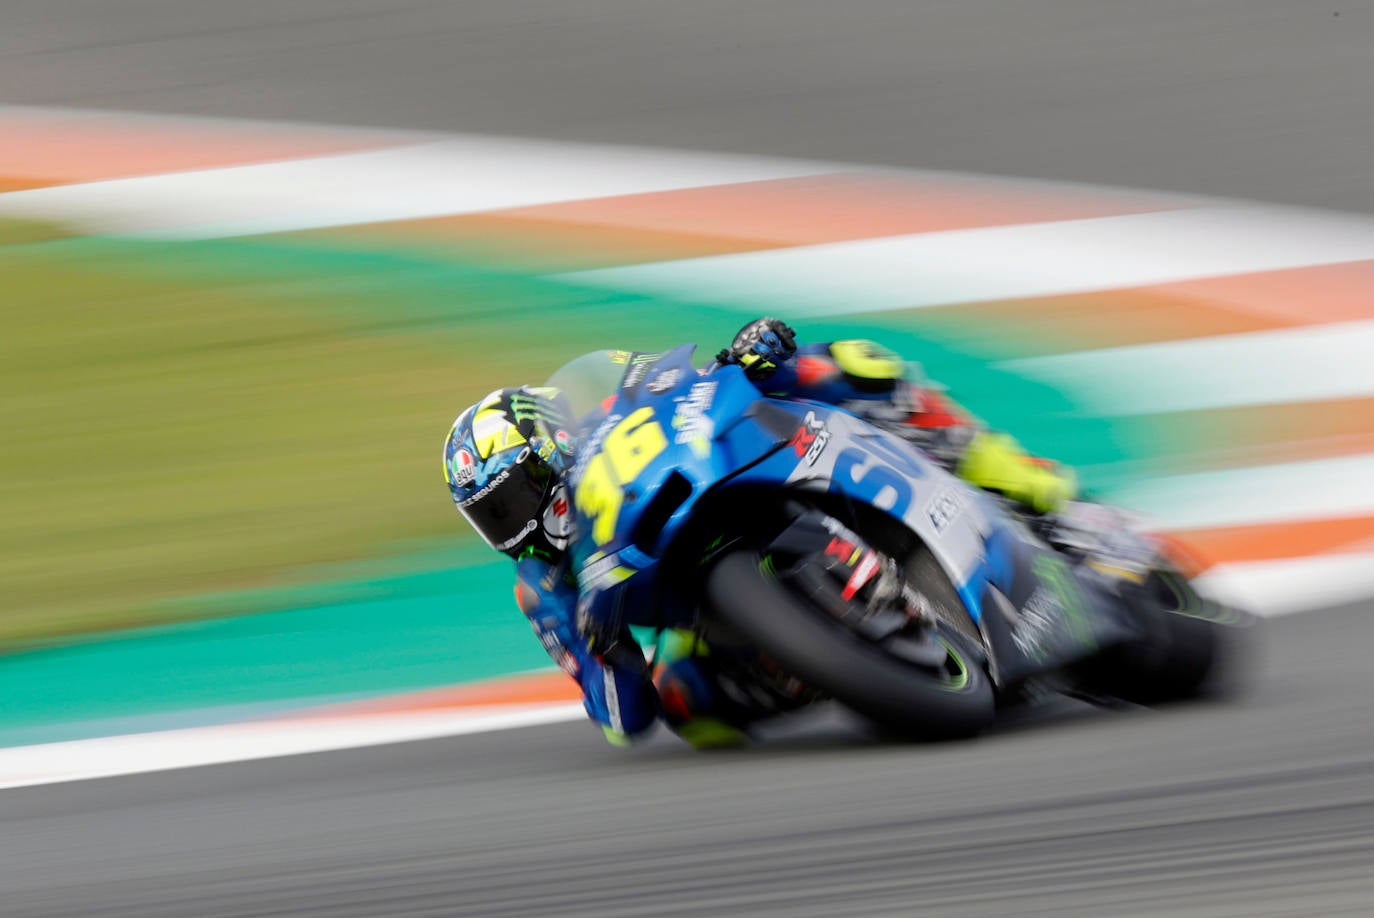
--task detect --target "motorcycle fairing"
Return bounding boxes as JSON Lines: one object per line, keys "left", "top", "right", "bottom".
{"left": 569, "top": 345, "right": 996, "bottom": 633}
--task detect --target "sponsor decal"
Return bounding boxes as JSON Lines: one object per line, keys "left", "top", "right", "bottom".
{"left": 580, "top": 551, "right": 625, "bottom": 591}
{"left": 459, "top": 466, "right": 509, "bottom": 506}
{"left": 788, "top": 411, "right": 831, "bottom": 465}
{"left": 542, "top": 486, "right": 573, "bottom": 545}
{"left": 534, "top": 621, "right": 580, "bottom": 677}
{"left": 825, "top": 535, "right": 862, "bottom": 567}
{"left": 449, "top": 448, "right": 477, "bottom": 487}
{"left": 1034, "top": 552, "right": 1095, "bottom": 652}
{"left": 840, "top": 550, "right": 882, "bottom": 601}
{"left": 671, "top": 380, "right": 718, "bottom": 454}
{"left": 1010, "top": 585, "right": 1061, "bottom": 662}
{"left": 1011, "top": 554, "right": 1094, "bottom": 661}
{"left": 554, "top": 429, "right": 573, "bottom": 453}
{"left": 619, "top": 352, "right": 663, "bottom": 390}
{"left": 494, "top": 519, "right": 537, "bottom": 552}
{"left": 604, "top": 669, "right": 622, "bottom": 732}
{"left": 819, "top": 516, "right": 870, "bottom": 566}
{"left": 926, "top": 488, "right": 963, "bottom": 534}
{"left": 509, "top": 392, "right": 560, "bottom": 424}
{"left": 459, "top": 447, "right": 529, "bottom": 507}
{"left": 821, "top": 530, "right": 879, "bottom": 601}
{"left": 574, "top": 413, "right": 622, "bottom": 479}
{"left": 646, "top": 366, "right": 685, "bottom": 394}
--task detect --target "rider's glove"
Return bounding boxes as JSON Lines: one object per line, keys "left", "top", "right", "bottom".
{"left": 717, "top": 317, "right": 798, "bottom": 381}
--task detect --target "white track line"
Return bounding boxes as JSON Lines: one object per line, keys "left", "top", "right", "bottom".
{"left": 0, "top": 138, "right": 831, "bottom": 238}
{"left": 1003, "top": 320, "right": 1374, "bottom": 416}
{"left": 1102, "top": 453, "right": 1374, "bottom": 531}
{"left": 558, "top": 205, "right": 1374, "bottom": 313}
{"left": 0, "top": 704, "right": 585, "bottom": 792}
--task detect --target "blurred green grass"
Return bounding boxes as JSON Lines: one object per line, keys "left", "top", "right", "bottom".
{"left": 3, "top": 233, "right": 451, "bottom": 643}
{"left": 2, "top": 216, "right": 1142, "bottom": 649}
{"left": 0, "top": 218, "right": 761, "bottom": 647}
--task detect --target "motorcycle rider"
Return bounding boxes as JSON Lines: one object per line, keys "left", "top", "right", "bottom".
{"left": 443, "top": 319, "right": 1076, "bottom": 747}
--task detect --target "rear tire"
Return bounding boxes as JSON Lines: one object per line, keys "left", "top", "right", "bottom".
{"left": 1078, "top": 569, "right": 1242, "bottom": 705}
{"left": 705, "top": 551, "right": 996, "bottom": 737}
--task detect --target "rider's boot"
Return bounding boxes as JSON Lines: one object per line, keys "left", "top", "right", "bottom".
{"left": 654, "top": 630, "right": 752, "bottom": 749}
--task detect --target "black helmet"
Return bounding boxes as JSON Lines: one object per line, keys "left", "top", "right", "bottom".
{"left": 443, "top": 386, "right": 576, "bottom": 557}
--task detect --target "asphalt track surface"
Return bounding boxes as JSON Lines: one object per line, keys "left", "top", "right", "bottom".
{"left": 6, "top": 2, "right": 1374, "bottom": 915}
{"left": 1, "top": 606, "right": 1371, "bottom": 917}
{"left": 5, "top": 0, "right": 1374, "bottom": 212}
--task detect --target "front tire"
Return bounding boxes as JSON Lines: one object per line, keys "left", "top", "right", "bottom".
{"left": 705, "top": 551, "right": 996, "bottom": 737}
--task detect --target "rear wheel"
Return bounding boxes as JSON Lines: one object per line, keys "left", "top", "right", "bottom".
{"left": 705, "top": 550, "right": 995, "bottom": 737}
{"left": 1076, "top": 568, "right": 1243, "bottom": 704}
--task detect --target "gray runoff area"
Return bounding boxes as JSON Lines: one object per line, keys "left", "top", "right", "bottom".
{"left": 4, "top": 0, "right": 1374, "bottom": 212}
{"left": 0, "top": 606, "right": 1371, "bottom": 917}
{"left": 4, "top": 1, "right": 1374, "bottom": 915}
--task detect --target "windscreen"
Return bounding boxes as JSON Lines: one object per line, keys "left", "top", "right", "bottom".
{"left": 545, "top": 348, "right": 701, "bottom": 424}
{"left": 544, "top": 350, "right": 630, "bottom": 423}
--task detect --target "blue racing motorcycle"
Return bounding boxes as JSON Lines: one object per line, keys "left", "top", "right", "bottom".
{"left": 562, "top": 345, "right": 1250, "bottom": 736}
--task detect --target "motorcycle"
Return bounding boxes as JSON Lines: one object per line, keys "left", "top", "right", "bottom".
{"left": 562, "top": 344, "right": 1252, "bottom": 736}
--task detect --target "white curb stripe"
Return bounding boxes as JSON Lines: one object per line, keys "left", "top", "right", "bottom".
{"left": 1003, "top": 319, "right": 1374, "bottom": 416}
{"left": 558, "top": 205, "right": 1374, "bottom": 314}
{"left": 0, "top": 138, "right": 831, "bottom": 238}
{"left": 0, "top": 704, "right": 585, "bottom": 792}
{"left": 1102, "top": 453, "right": 1374, "bottom": 531}
{"left": 1196, "top": 553, "right": 1374, "bottom": 618}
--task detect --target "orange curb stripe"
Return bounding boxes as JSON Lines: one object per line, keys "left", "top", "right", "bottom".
{"left": 1159, "top": 260, "right": 1374, "bottom": 326}
{"left": 499, "top": 173, "right": 1181, "bottom": 245}
{"left": 0, "top": 176, "right": 57, "bottom": 193}
{"left": 1140, "top": 398, "right": 1374, "bottom": 472}
{"left": 906, "top": 260, "right": 1374, "bottom": 355}
{"left": 914, "top": 289, "right": 1288, "bottom": 354}
{"left": 309, "top": 214, "right": 764, "bottom": 272}
{"left": 313, "top": 671, "right": 580, "bottom": 717}
{"left": 1167, "top": 515, "right": 1374, "bottom": 569}
{"left": 309, "top": 172, "right": 1180, "bottom": 265}
{"left": 0, "top": 113, "right": 403, "bottom": 189}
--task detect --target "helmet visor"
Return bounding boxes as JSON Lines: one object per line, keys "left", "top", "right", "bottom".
{"left": 456, "top": 450, "right": 554, "bottom": 553}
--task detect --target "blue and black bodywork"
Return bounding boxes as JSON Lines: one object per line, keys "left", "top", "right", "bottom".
{"left": 565, "top": 345, "right": 1244, "bottom": 730}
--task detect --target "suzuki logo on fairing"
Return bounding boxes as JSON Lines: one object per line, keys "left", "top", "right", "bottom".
{"left": 789, "top": 411, "right": 831, "bottom": 465}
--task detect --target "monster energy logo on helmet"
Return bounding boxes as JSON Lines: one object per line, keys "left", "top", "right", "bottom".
{"left": 509, "top": 388, "right": 569, "bottom": 425}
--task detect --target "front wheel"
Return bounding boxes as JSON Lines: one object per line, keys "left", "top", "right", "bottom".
{"left": 705, "top": 551, "right": 996, "bottom": 737}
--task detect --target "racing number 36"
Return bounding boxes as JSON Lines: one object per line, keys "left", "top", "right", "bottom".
{"left": 575, "top": 408, "right": 669, "bottom": 545}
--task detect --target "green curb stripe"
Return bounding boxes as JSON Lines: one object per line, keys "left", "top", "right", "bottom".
{"left": 0, "top": 555, "right": 551, "bottom": 748}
